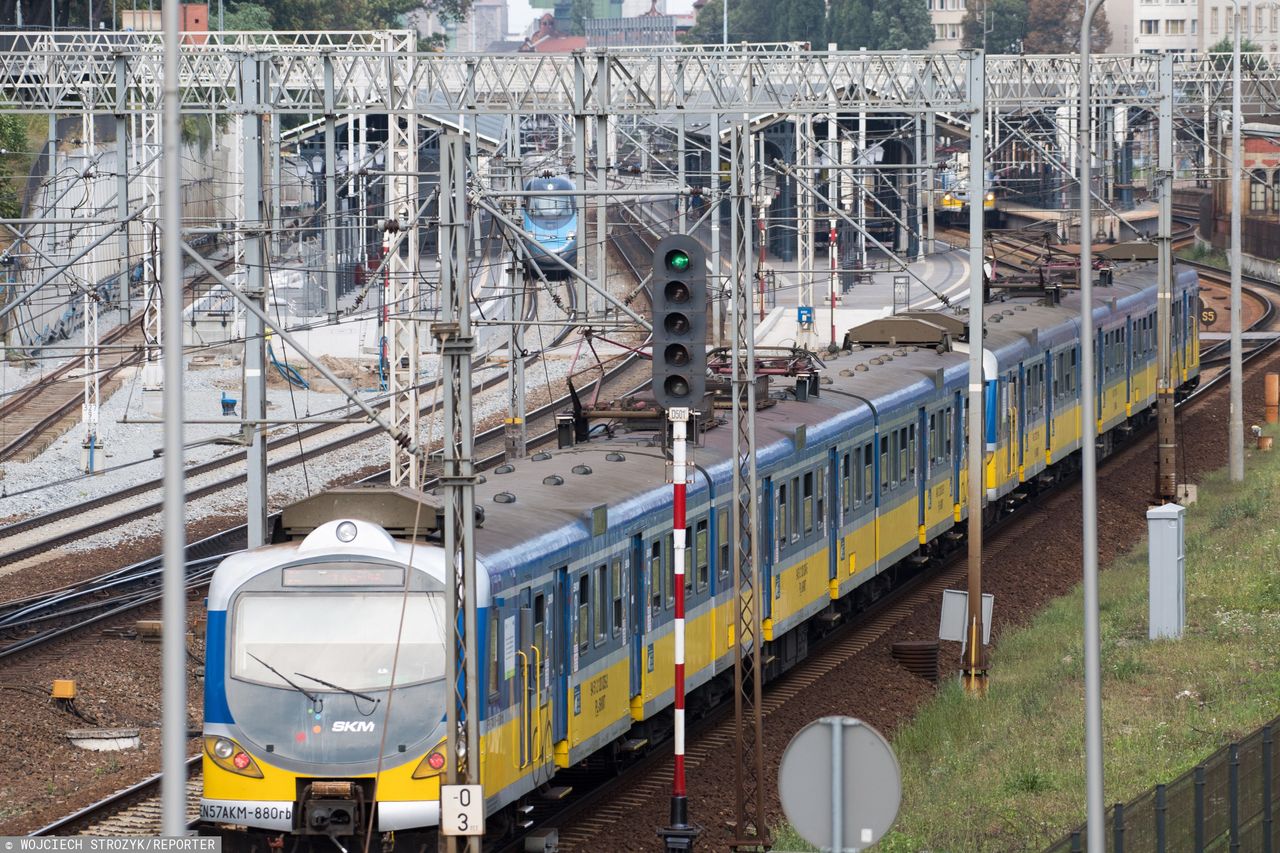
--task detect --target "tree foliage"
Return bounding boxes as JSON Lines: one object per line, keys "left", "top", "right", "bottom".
{"left": 1022, "top": 0, "right": 1110, "bottom": 53}
{"left": 220, "top": 2, "right": 274, "bottom": 29}
{"left": 683, "top": 0, "right": 923, "bottom": 48}
{"left": 1207, "top": 37, "right": 1268, "bottom": 72}
{"left": 961, "top": 0, "right": 1028, "bottom": 52}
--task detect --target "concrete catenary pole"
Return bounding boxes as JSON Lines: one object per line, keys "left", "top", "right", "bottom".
{"left": 1080, "top": 4, "right": 1109, "bottom": 847}
{"left": 1156, "top": 54, "right": 1177, "bottom": 502}
{"left": 160, "top": 4, "right": 188, "bottom": 837}
{"left": 964, "top": 50, "right": 987, "bottom": 693}
{"left": 1229, "top": 3, "right": 1244, "bottom": 482}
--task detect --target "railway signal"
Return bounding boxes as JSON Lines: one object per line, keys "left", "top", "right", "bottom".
{"left": 652, "top": 235, "right": 707, "bottom": 411}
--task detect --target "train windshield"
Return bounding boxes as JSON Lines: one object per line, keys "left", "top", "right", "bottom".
{"left": 528, "top": 194, "right": 573, "bottom": 220}
{"left": 231, "top": 592, "right": 446, "bottom": 692}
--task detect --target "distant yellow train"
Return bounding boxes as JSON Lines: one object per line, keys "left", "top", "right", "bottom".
{"left": 937, "top": 186, "right": 1002, "bottom": 226}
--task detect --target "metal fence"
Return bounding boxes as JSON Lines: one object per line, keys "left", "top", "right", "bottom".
{"left": 1044, "top": 716, "right": 1279, "bottom": 853}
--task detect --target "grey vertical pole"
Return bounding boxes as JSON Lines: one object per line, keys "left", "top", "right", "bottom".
{"left": 1263, "top": 726, "right": 1273, "bottom": 853}
{"left": 270, "top": 111, "right": 281, "bottom": 260}
{"left": 1195, "top": 764, "right": 1206, "bottom": 851}
{"left": 595, "top": 53, "right": 609, "bottom": 318}
{"left": 829, "top": 719, "right": 843, "bottom": 852}
{"left": 926, "top": 109, "right": 936, "bottom": 251}
{"left": 324, "top": 55, "right": 339, "bottom": 324}
{"left": 1155, "top": 784, "right": 1167, "bottom": 853}
{"left": 1230, "top": 743, "right": 1241, "bottom": 852}
{"left": 160, "top": 3, "right": 187, "bottom": 837}
{"left": 572, "top": 55, "right": 588, "bottom": 318}
{"left": 1156, "top": 54, "right": 1176, "bottom": 502}
{"left": 914, "top": 115, "right": 923, "bottom": 262}
{"left": 115, "top": 55, "right": 131, "bottom": 319}
{"left": 241, "top": 54, "right": 268, "bottom": 548}
{"left": 48, "top": 111, "right": 57, "bottom": 264}
{"left": 1229, "top": 5, "right": 1244, "bottom": 482}
{"left": 439, "top": 132, "right": 481, "bottom": 853}
{"left": 857, "top": 104, "right": 866, "bottom": 267}
{"left": 1113, "top": 802, "right": 1125, "bottom": 853}
{"left": 1080, "top": 6, "right": 1107, "bottom": 848}
{"left": 677, "top": 58, "right": 687, "bottom": 233}
{"left": 964, "top": 50, "right": 987, "bottom": 692}
{"left": 710, "top": 94, "right": 723, "bottom": 347}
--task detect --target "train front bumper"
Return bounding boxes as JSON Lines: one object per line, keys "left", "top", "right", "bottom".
{"left": 199, "top": 798, "right": 440, "bottom": 833}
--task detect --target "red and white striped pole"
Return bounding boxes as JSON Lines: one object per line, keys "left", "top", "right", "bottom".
{"left": 660, "top": 406, "right": 698, "bottom": 852}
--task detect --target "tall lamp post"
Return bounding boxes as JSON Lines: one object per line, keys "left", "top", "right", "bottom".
{"left": 1229, "top": 0, "right": 1244, "bottom": 482}
{"left": 1078, "top": 3, "right": 1106, "bottom": 849}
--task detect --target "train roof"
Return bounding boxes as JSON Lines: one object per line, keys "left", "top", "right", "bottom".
{"left": 464, "top": 259, "right": 1193, "bottom": 587}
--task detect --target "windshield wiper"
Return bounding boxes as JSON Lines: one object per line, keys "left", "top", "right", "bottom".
{"left": 248, "top": 652, "right": 320, "bottom": 704}
{"left": 294, "top": 671, "right": 381, "bottom": 705}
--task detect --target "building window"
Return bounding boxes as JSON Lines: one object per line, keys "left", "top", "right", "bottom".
{"left": 1258, "top": 4, "right": 1265, "bottom": 28}
{"left": 1166, "top": 18, "right": 1185, "bottom": 33}
{"left": 1272, "top": 171, "right": 1280, "bottom": 212}
{"left": 1191, "top": 18, "right": 1197, "bottom": 33}
{"left": 1141, "top": 19, "right": 1159, "bottom": 33}
{"left": 1211, "top": 7, "right": 1219, "bottom": 32}
{"left": 1251, "top": 169, "right": 1268, "bottom": 212}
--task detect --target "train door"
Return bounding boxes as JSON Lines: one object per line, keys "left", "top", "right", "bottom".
{"left": 517, "top": 588, "right": 540, "bottom": 768}
{"left": 1125, "top": 316, "right": 1133, "bottom": 409}
{"left": 630, "top": 534, "right": 644, "bottom": 697}
{"left": 761, "top": 477, "right": 774, "bottom": 621}
{"left": 552, "top": 567, "right": 569, "bottom": 745}
{"left": 828, "top": 448, "right": 839, "bottom": 584}
{"left": 917, "top": 407, "right": 928, "bottom": 535}
{"left": 1045, "top": 351, "right": 1055, "bottom": 454}
{"left": 1014, "top": 367, "right": 1024, "bottom": 474}
{"left": 952, "top": 391, "right": 964, "bottom": 509}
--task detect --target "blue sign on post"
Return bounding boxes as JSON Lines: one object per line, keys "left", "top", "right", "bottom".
{"left": 797, "top": 306, "right": 814, "bottom": 326}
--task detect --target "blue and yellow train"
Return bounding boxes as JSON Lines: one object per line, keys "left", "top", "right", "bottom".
{"left": 200, "top": 260, "right": 1200, "bottom": 849}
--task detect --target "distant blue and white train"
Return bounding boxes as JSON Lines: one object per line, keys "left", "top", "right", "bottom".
{"left": 521, "top": 175, "right": 577, "bottom": 276}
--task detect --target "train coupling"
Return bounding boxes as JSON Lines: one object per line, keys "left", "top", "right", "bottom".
{"left": 298, "top": 780, "right": 366, "bottom": 840}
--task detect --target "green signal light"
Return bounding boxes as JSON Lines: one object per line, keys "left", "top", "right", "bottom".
{"left": 666, "top": 249, "right": 691, "bottom": 272}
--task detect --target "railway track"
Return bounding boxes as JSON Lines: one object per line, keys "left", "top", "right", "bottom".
{"left": 0, "top": 251, "right": 235, "bottom": 464}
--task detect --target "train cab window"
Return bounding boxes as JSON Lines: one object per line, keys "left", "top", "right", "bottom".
{"left": 684, "top": 545, "right": 693, "bottom": 596}
{"left": 816, "top": 468, "right": 826, "bottom": 532}
{"left": 665, "top": 535, "right": 675, "bottom": 609}
{"left": 803, "top": 472, "right": 814, "bottom": 535}
{"left": 875, "top": 438, "right": 885, "bottom": 491}
{"left": 901, "top": 427, "right": 911, "bottom": 481}
{"left": 650, "top": 542, "right": 662, "bottom": 615}
{"left": 880, "top": 436, "right": 890, "bottom": 492}
{"left": 777, "top": 483, "right": 789, "bottom": 549}
{"left": 908, "top": 425, "right": 917, "bottom": 481}
{"left": 695, "top": 520, "right": 710, "bottom": 593}
{"left": 533, "top": 593, "right": 546, "bottom": 680}
{"left": 791, "top": 476, "right": 801, "bottom": 540}
{"left": 718, "top": 512, "right": 731, "bottom": 583}
{"left": 594, "top": 564, "right": 608, "bottom": 646}
{"left": 842, "top": 452, "right": 852, "bottom": 512}
{"left": 611, "top": 559, "right": 624, "bottom": 638}
{"left": 488, "top": 609, "right": 501, "bottom": 699}
{"left": 577, "top": 574, "right": 590, "bottom": 654}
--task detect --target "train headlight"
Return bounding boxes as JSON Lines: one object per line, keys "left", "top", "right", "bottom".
{"left": 412, "top": 746, "right": 448, "bottom": 779}
{"left": 566, "top": 232, "right": 576, "bottom": 242}
{"left": 204, "top": 736, "right": 264, "bottom": 779}
{"left": 985, "top": 192, "right": 995, "bottom": 202}
{"left": 335, "top": 521, "right": 358, "bottom": 543}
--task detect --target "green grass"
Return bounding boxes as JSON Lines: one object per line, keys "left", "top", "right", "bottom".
{"left": 775, "top": 430, "right": 1280, "bottom": 852}
{"left": 1177, "top": 243, "right": 1230, "bottom": 270}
